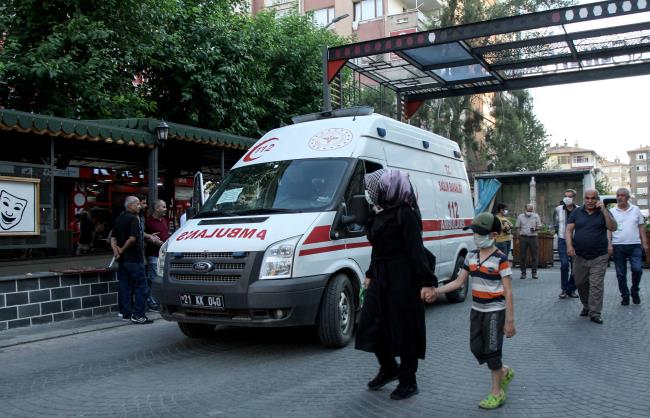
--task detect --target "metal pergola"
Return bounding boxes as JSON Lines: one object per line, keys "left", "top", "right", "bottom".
{"left": 325, "top": 0, "right": 650, "bottom": 119}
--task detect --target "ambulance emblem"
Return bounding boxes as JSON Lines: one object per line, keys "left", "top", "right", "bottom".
{"left": 308, "top": 128, "right": 353, "bottom": 151}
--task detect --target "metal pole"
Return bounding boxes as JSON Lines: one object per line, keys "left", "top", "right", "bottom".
{"left": 396, "top": 93, "right": 402, "bottom": 122}
{"left": 322, "top": 45, "right": 331, "bottom": 112}
{"left": 148, "top": 146, "right": 158, "bottom": 205}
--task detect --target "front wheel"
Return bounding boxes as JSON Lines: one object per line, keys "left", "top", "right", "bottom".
{"left": 446, "top": 255, "right": 468, "bottom": 303}
{"left": 178, "top": 322, "right": 215, "bottom": 338}
{"left": 317, "top": 274, "right": 355, "bottom": 348}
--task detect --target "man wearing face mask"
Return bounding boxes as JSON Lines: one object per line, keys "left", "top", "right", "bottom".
{"left": 515, "top": 204, "right": 542, "bottom": 279}
{"left": 554, "top": 189, "right": 579, "bottom": 299}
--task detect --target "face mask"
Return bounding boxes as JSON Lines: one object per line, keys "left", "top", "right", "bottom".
{"left": 525, "top": 211, "right": 533, "bottom": 217}
{"left": 473, "top": 233, "right": 494, "bottom": 249}
{"left": 503, "top": 209, "right": 509, "bottom": 216}
{"left": 364, "top": 190, "right": 374, "bottom": 206}
{"left": 563, "top": 197, "right": 573, "bottom": 206}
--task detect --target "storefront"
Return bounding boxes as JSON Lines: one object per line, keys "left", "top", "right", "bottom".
{"left": 0, "top": 109, "right": 254, "bottom": 257}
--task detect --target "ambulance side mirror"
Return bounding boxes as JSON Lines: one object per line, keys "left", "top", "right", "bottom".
{"left": 330, "top": 195, "right": 369, "bottom": 240}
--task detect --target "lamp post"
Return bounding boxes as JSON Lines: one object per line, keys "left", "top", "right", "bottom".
{"left": 149, "top": 120, "right": 170, "bottom": 205}
{"left": 322, "top": 14, "right": 350, "bottom": 112}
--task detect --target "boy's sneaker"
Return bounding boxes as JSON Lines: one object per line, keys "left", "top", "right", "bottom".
{"left": 479, "top": 390, "right": 506, "bottom": 409}
{"left": 130, "top": 315, "right": 154, "bottom": 324}
{"left": 500, "top": 366, "right": 515, "bottom": 391}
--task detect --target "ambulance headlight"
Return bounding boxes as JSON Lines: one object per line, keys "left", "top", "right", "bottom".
{"left": 156, "top": 240, "right": 169, "bottom": 278}
{"left": 259, "top": 236, "right": 300, "bottom": 280}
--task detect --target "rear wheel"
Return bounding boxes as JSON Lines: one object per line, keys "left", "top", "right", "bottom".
{"left": 317, "top": 274, "right": 355, "bottom": 348}
{"left": 446, "top": 255, "right": 468, "bottom": 303}
{"left": 178, "top": 322, "right": 215, "bottom": 338}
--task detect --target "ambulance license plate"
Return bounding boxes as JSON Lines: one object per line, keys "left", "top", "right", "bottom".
{"left": 179, "top": 293, "right": 224, "bottom": 310}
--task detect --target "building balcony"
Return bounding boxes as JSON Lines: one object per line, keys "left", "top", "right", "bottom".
{"left": 571, "top": 161, "right": 595, "bottom": 169}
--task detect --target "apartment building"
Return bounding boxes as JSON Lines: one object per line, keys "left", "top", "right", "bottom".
{"left": 599, "top": 157, "right": 630, "bottom": 193}
{"left": 627, "top": 146, "right": 650, "bottom": 211}
{"left": 251, "top": 1, "right": 442, "bottom": 42}
{"left": 546, "top": 140, "right": 600, "bottom": 171}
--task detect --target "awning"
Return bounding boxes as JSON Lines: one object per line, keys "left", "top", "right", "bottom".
{"left": 326, "top": 0, "right": 650, "bottom": 118}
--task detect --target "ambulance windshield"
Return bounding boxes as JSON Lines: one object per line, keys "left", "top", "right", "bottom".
{"left": 198, "top": 158, "right": 351, "bottom": 216}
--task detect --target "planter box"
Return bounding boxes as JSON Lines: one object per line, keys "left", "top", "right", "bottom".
{"left": 512, "top": 233, "right": 554, "bottom": 268}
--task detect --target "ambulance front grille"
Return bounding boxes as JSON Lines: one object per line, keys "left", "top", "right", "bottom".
{"left": 179, "top": 252, "right": 241, "bottom": 259}
{"left": 169, "top": 262, "right": 245, "bottom": 270}
{"left": 170, "top": 274, "right": 240, "bottom": 283}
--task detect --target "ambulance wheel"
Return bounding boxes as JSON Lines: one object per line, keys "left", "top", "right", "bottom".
{"left": 446, "top": 255, "right": 468, "bottom": 303}
{"left": 317, "top": 274, "right": 355, "bottom": 348}
{"left": 178, "top": 322, "right": 215, "bottom": 338}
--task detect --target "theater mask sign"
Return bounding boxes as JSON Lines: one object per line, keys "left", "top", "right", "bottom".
{"left": 0, "top": 176, "right": 40, "bottom": 235}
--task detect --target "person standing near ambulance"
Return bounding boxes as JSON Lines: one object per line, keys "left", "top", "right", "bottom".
{"left": 355, "top": 169, "right": 436, "bottom": 401}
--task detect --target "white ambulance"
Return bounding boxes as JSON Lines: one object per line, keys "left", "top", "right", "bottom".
{"left": 154, "top": 107, "right": 474, "bottom": 348}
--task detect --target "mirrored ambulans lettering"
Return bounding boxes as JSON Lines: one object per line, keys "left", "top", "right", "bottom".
{"left": 176, "top": 228, "right": 268, "bottom": 240}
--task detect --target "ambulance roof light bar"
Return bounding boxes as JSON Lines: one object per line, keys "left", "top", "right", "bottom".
{"left": 291, "top": 106, "right": 374, "bottom": 125}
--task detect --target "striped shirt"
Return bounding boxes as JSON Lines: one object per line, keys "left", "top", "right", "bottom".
{"left": 463, "top": 249, "right": 512, "bottom": 312}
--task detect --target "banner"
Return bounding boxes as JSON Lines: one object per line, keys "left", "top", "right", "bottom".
{"left": 0, "top": 176, "right": 40, "bottom": 235}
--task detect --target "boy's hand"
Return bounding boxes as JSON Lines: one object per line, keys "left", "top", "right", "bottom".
{"left": 505, "top": 320, "right": 516, "bottom": 338}
{"left": 421, "top": 287, "right": 436, "bottom": 303}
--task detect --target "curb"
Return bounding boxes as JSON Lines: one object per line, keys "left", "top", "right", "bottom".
{"left": 0, "top": 312, "right": 162, "bottom": 349}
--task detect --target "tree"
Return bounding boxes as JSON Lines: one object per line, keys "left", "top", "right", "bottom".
{"left": 483, "top": 91, "right": 549, "bottom": 171}
{"left": 595, "top": 175, "right": 612, "bottom": 195}
{"left": 0, "top": 0, "right": 161, "bottom": 118}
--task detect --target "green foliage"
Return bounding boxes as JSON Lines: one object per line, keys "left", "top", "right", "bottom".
{"left": 595, "top": 176, "right": 612, "bottom": 195}
{"left": 0, "top": 0, "right": 344, "bottom": 137}
{"left": 483, "top": 91, "right": 549, "bottom": 171}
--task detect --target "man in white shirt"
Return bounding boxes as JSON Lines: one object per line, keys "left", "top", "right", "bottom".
{"left": 515, "top": 204, "right": 542, "bottom": 279}
{"left": 608, "top": 188, "right": 648, "bottom": 305}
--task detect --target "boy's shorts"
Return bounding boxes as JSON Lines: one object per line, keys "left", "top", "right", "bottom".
{"left": 470, "top": 309, "right": 505, "bottom": 370}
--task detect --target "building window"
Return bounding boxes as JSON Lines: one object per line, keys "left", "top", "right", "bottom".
{"left": 572, "top": 155, "right": 589, "bottom": 163}
{"left": 637, "top": 199, "right": 648, "bottom": 206}
{"left": 265, "top": 0, "right": 288, "bottom": 5}
{"left": 637, "top": 153, "right": 646, "bottom": 160}
{"left": 637, "top": 165, "right": 647, "bottom": 172}
{"left": 638, "top": 176, "right": 647, "bottom": 183}
{"left": 557, "top": 156, "right": 570, "bottom": 165}
{"left": 354, "top": 0, "right": 383, "bottom": 22}
{"left": 636, "top": 187, "right": 648, "bottom": 195}
{"left": 312, "top": 7, "right": 335, "bottom": 27}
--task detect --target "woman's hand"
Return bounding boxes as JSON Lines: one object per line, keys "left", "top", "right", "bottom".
{"left": 421, "top": 287, "right": 436, "bottom": 303}
{"left": 363, "top": 277, "right": 371, "bottom": 289}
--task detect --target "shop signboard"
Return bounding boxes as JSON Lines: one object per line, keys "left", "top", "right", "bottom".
{"left": 0, "top": 176, "right": 40, "bottom": 236}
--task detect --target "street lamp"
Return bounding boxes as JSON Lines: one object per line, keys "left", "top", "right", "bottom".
{"left": 322, "top": 14, "right": 350, "bottom": 112}
{"left": 325, "top": 13, "right": 349, "bottom": 30}
{"left": 156, "top": 120, "right": 169, "bottom": 147}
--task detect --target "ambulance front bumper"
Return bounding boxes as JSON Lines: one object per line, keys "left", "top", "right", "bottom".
{"left": 155, "top": 274, "right": 329, "bottom": 327}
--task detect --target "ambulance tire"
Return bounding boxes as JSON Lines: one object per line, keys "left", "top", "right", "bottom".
{"left": 317, "top": 274, "right": 355, "bottom": 348}
{"left": 178, "top": 322, "right": 215, "bottom": 338}
{"left": 446, "top": 255, "right": 468, "bottom": 303}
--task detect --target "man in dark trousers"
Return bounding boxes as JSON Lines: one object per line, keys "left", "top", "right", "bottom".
{"left": 566, "top": 188, "right": 617, "bottom": 324}
{"left": 145, "top": 199, "right": 169, "bottom": 311}
{"left": 111, "top": 196, "right": 153, "bottom": 324}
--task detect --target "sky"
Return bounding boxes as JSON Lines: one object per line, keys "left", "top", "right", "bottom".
{"left": 530, "top": 75, "right": 650, "bottom": 165}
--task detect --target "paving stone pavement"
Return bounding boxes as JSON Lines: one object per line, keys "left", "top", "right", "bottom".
{"left": 0, "top": 265, "right": 648, "bottom": 417}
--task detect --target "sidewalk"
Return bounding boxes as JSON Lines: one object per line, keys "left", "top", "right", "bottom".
{"left": 0, "top": 310, "right": 162, "bottom": 349}
{"left": 0, "top": 253, "right": 113, "bottom": 277}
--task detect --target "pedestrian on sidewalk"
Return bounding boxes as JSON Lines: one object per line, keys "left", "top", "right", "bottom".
{"left": 145, "top": 199, "right": 169, "bottom": 311}
{"left": 494, "top": 203, "right": 512, "bottom": 259}
{"left": 110, "top": 196, "right": 154, "bottom": 324}
{"left": 515, "top": 204, "right": 542, "bottom": 279}
{"left": 566, "top": 189, "right": 617, "bottom": 324}
{"left": 355, "top": 169, "right": 436, "bottom": 401}
{"left": 607, "top": 188, "right": 647, "bottom": 306}
{"left": 554, "top": 189, "right": 579, "bottom": 299}
{"left": 435, "top": 212, "right": 516, "bottom": 410}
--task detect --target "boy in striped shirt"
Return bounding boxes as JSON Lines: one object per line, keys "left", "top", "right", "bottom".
{"left": 434, "top": 212, "right": 516, "bottom": 409}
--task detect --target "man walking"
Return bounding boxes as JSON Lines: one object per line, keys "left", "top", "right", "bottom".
{"left": 608, "top": 188, "right": 647, "bottom": 305}
{"left": 145, "top": 199, "right": 169, "bottom": 311}
{"left": 566, "top": 189, "right": 617, "bottom": 324}
{"left": 554, "top": 189, "right": 579, "bottom": 299}
{"left": 515, "top": 204, "right": 542, "bottom": 279}
{"left": 110, "top": 196, "right": 153, "bottom": 324}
